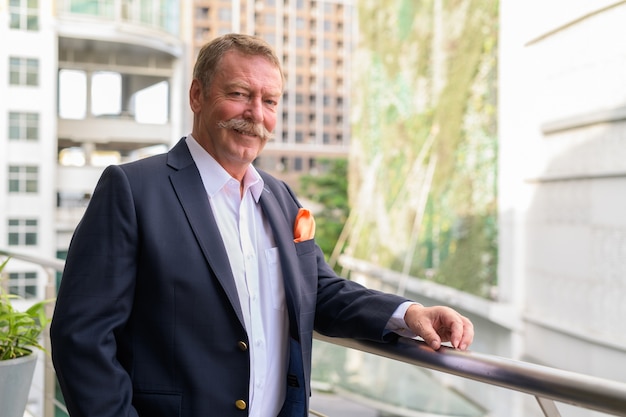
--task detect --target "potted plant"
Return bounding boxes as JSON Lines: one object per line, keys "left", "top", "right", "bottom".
{"left": 0, "top": 256, "right": 52, "bottom": 417}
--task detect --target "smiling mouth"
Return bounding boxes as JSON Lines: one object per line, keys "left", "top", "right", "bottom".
{"left": 218, "top": 119, "right": 274, "bottom": 141}
{"left": 234, "top": 128, "right": 257, "bottom": 137}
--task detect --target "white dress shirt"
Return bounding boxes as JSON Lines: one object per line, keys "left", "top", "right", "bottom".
{"left": 185, "top": 135, "right": 417, "bottom": 416}
{"left": 186, "top": 135, "right": 288, "bottom": 417}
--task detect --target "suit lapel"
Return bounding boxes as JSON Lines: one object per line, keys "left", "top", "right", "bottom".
{"left": 166, "top": 139, "right": 245, "bottom": 327}
{"left": 259, "top": 186, "right": 301, "bottom": 338}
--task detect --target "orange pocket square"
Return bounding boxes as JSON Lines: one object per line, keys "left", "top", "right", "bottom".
{"left": 293, "top": 208, "right": 316, "bottom": 242}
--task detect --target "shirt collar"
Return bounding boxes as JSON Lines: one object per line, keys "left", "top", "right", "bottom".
{"left": 185, "top": 134, "right": 265, "bottom": 202}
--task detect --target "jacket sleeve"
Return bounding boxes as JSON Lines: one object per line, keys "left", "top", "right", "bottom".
{"left": 50, "top": 165, "right": 139, "bottom": 417}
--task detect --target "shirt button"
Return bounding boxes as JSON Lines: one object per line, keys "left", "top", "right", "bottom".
{"left": 237, "top": 341, "right": 248, "bottom": 351}
{"left": 235, "top": 399, "right": 247, "bottom": 410}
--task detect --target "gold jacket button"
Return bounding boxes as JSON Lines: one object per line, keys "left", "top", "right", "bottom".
{"left": 235, "top": 399, "right": 247, "bottom": 410}
{"left": 238, "top": 341, "right": 248, "bottom": 351}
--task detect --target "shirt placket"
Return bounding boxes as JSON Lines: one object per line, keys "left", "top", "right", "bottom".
{"left": 238, "top": 193, "right": 267, "bottom": 416}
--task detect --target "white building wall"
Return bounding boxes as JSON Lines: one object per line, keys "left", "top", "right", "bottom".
{"left": 499, "top": 2, "right": 626, "bottom": 415}
{"left": 1, "top": 2, "right": 59, "bottom": 415}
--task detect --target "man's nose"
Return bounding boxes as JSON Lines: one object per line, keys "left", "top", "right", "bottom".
{"left": 243, "top": 97, "right": 263, "bottom": 123}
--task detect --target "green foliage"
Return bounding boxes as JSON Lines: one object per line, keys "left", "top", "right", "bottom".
{"left": 0, "top": 257, "right": 52, "bottom": 360}
{"left": 299, "top": 159, "right": 349, "bottom": 261}
{"left": 347, "top": 0, "right": 499, "bottom": 298}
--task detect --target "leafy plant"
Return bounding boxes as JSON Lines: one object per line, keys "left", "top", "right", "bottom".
{"left": 0, "top": 257, "right": 52, "bottom": 360}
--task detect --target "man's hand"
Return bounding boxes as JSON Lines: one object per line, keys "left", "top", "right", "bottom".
{"left": 404, "top": 304, "right": 474, "bottom": 351}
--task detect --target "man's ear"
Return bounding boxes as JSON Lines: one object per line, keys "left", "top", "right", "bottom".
{"left": 189, "top": 79, "right": 203, "bottom": 112}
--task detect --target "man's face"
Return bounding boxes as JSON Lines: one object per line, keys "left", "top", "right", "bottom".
{"left": 190, "top": 51, "right": 283, "bottom": 180}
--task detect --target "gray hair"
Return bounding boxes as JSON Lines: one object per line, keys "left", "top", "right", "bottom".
{"left": 193, "top": 33, "right": 284, "bottom": 92}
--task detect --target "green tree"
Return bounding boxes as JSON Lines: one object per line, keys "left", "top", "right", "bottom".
{"left": 299, "top": 159, "right": 349, "bottom": 260}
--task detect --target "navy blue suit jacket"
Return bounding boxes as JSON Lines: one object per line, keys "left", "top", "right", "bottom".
{"left": 51, "top": 138, "right": 407, "bottom": 417}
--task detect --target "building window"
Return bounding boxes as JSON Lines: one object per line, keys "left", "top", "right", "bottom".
{"left": 218, "top": 7, "right": 231, "bottom": 21}
{"left": 263, "top": 33, "right": 276, "bottom": 46}
{"left": 9, "top": 0, "right": 39, "bottom": 31}
{"left": 8, "top": 219, "right": 38, "bottom": 246}
{"left": 68, "top": 0, "right": 114, "bottom": 17}
{"left": 264, "top": 13, "right": 276, "bottom": 25}
{"left": 8, "top": 271, "right": 38, "bottom": 299}
{"left": 8, "top": 165, "right": 38, "bottom": 193}
{"left": 195, "top": 7, "right": 209, "bottom": 20}
{"left": 8, "top": 112, "right": 39, "bottom": 141}
{"left": 294, "top": 157, "right": 303, "bottom": 171}
{"left": 9, "top": 57, "right": 39, "bottom": 86}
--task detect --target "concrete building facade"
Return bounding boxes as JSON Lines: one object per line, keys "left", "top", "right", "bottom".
{"left": 499, "top": 1, "right": 626, "bottom": 415}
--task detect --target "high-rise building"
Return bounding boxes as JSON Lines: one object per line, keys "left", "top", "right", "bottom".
{"left": 1, "top": 1, "right": 187, "bottom": 416}
{"left": 189, "top": 0, "right": 354, "bottom": 185}
{"left": 1, "top": 1, "right": 353, "bottom": 415}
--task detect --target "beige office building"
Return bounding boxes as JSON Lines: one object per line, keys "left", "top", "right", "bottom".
{"left": 189, "top": 0, "right": 354, "bottom": 184}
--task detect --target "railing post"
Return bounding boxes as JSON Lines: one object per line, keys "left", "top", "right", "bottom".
{"left": 43, "top": 266, "right": 57, "bottom": 417}
{"left": 536, "top": 396, "right": 562, "bottom": 417}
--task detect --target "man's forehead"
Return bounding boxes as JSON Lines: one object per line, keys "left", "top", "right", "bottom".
{"left": 218, "top": 59, "right": 282, "bottom": 92}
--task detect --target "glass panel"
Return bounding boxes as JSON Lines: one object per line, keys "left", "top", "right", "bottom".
{"left": 25, "top": 285, "right": 37, "bottom": 298}
{"left": 26, "top": 180, "right": 38, "bottom": 193}
{"left": 8, "top": 233, "right": 19, "bottom": 246}
{"left": 9, "top": 180, "right": 20, "bottom": 192}
{"left": 26, "top": 58, "right": 39, "bottom": 86}
{"left": 70, "top": 0, "right": 99, "bottom": 15}
{"left": 27, "top": 15, "right": 38, "bottom": 31}
{"left": 26, "top": 125, "right": 38, "bottom": 140}
{"left": 10, "top": 13, "right": 20, "bottom": 29}
{"left": 8, "top": 125, "right": 19, "bottom": 139}
{"left": 9, "top": 57, "right": 20, "bottom": 84}
{"left": 25, "top": 232, "right": 37, "bottom": 246}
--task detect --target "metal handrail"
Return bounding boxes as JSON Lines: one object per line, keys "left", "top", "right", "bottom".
{"left": 0, "top": 250, "right": 65, "bottom": 272}
{"left": 314, "top": 333, "right": 626, "bottom": 417}
{"left": 3, "top": 249, "right": 626, "bottom": 417}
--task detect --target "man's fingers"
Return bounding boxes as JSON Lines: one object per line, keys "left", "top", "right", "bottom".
{"left": 419, "top": 323, "right": 442, "bottom": 350}
{"left": 458, "top": 316, "right": 474, "bottom": 350}
{"left": 404, "top": 304, "right": 474, "bottom": 351}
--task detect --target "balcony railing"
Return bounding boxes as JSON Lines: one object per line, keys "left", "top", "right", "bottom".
{"left": 2, "top": 248, "right": 626, "bottom": 417}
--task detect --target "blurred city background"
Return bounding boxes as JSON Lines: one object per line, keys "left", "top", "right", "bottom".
{"left": 1, "top": 0, "right": 626, "bottom": 416}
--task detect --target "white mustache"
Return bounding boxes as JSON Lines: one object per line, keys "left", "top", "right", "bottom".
{"left": 218, "top": 119, "right": 275, "bottom": 141}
